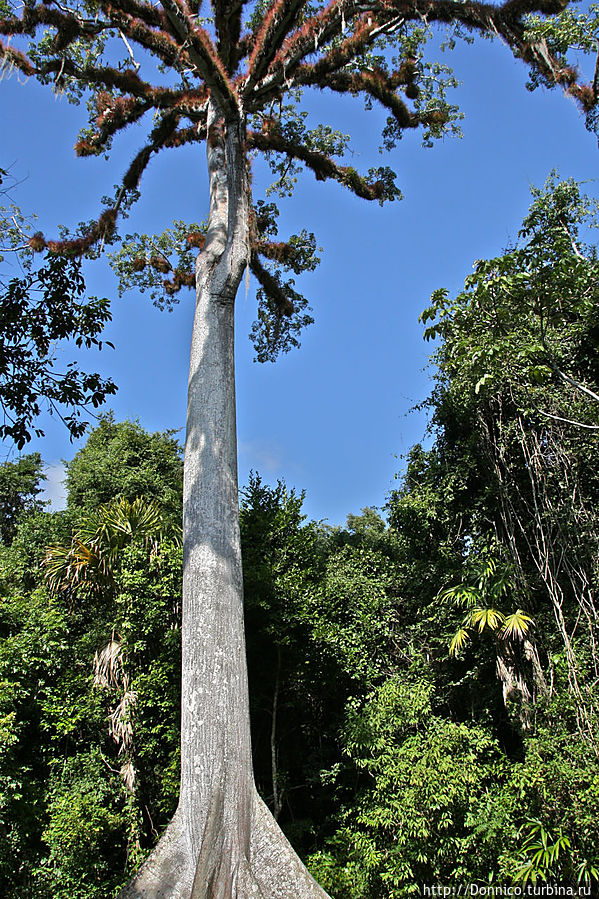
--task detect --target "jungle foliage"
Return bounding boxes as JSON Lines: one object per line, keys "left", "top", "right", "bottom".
{"left": 0, "top": 193, "right": 117, "bottom": 448}
{"left": 1, "top": 179, "right": 598, "bottom": 896}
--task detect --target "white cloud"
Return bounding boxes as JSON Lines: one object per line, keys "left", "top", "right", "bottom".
{"left": 42, "top": 461, "right": 68, "bottom": 510}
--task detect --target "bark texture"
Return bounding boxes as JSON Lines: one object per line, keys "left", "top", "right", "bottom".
{"left": 120, "top": 106, "right": 330, "bottom": 899}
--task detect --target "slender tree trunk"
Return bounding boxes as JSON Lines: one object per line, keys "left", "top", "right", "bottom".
{"left": 120, "top": 106, "right": 330, "bottom": 899}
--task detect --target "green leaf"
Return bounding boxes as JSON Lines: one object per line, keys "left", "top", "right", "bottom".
{"left": 469, "top": 607, "right": 505, "bottom": 633}
{"left": 449, "top": 627, "right": 471, "bottom": 655}
{"left": 501, "top": 610, "right": 534, "bottom": 641}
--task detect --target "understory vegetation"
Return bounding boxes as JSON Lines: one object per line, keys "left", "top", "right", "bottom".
{"left": 1, "top": 179, "right": 598, "bottom": 896}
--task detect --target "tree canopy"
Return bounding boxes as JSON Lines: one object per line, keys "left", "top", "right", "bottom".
{"left": 64, "top": 414, "right": 183, "bottom": 522}
{"left": 1, "top": 0, "right": 598, "bottom": 356}
{"left": 0, "top": 451, "right": 45, "bottom": 544}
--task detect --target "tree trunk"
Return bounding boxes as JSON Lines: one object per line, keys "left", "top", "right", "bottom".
{"left": 119, "top": 107, "right": 330, "bottom": 899}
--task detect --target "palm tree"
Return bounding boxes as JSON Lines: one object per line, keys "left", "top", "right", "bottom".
{"left": 44, "top": 497, "right": 181, "bottom": 793}
{"left": 45, "top": 496, "right": 179, "bottom": 597}
{"left": 442, "top": 554, "right": 543, "bottom": 725}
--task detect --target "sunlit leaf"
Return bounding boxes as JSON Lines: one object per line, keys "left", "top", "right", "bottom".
{"left": 449, "top": 627, "right": 471, "bottom": 655}
{"left": 501, "top": 610, "right": 534, "bottom": 641}
{"left": 469, "top": 607, "right": 505, "bottom": 632}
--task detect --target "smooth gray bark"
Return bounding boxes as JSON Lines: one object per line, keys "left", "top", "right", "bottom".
{"left": 120, "top": 107, "right": 331, "bottom": 899}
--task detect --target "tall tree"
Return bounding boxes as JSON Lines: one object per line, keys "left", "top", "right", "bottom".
{"left": 64, "top": 415, "right": 183, "bottom": 524}
{"left": 1, "top": 2, "right": 597, "bottom": 896}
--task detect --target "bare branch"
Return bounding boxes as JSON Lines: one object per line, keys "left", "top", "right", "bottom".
{"left": 555, "top": 368, "right": 599, "bottom": 405}
{"left": 536, "top": 409, "right": 599, "bottom": 430}
{"left": 119, "top": 29, "right": 141, "bottom": 71}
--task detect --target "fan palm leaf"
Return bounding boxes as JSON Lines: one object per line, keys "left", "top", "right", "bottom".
{"left": 502, "top": 609, "right": 534, "bottom": 640}
{"left": 44, "top": 495, "right": 180, "bottom": 596}
{"left": 449, "top": 627, "right": 471, "bottom": 656}
{"left": 469, "top": 606, "right": 506, "bottom": 632}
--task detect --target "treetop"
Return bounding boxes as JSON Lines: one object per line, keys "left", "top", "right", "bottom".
{"left": 2, "top": 0, "right": 597, "bottom": 358}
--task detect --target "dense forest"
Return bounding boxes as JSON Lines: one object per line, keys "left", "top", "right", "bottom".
{"left": 1, "top": 178, "right": 598, "bottom": 896}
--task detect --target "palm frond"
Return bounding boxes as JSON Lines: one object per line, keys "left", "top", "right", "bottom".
{"left": 94, "top": 638, "right": 124, "bottom": 690}
{"left": 449, "top": 627, "right": 471, "bottom": 656}
{"left": 439, "top": 584, "right": 480, "bottom": 609}
{"left": 469, "top": 606, "right": 505, "bottom": 633}
{"left": 108, "top": 688, "right": 137, "bottom": 751}
{"left": 502, "top": 610, "right": 534, "bottom": 641}
{"left": 476, "top": 556, "right": 498, "bottom": 590}
{"left": 44, "top": 539, "right": 112, "bottom": 595}
{"left": 44, "top": 543, "right": 74, "bottom": 595}
{"left": 44, "top": 495, "right": 180, "bottom": 597}
{"left": 120, "top": 758, "right": 137, "bottom": 793}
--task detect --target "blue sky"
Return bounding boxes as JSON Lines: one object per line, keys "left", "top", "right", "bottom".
{"left": 1, "top": 27, "right": 598, "bottom": 525}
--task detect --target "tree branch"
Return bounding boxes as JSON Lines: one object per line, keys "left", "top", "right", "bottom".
{"left": 537, "top": 409, "right": 599, "bottom": 430}
{"left": 74, "top": 85, "right": 207, "bottom": 157}
{"left": 163, "top": 121, "right": 208, "bottom": 147}
{"left": 38, "top": 59, "right": 156, "bottom": 97}
{"left": 31, "top": 113, "right": 183, "bottom": 257}
{"left": 293, "top": 22, "right": 407, "bottom": 85}
{"left": 314, "top": 68, "right": 422, "bottom": 131}
{"left": 248, "top": 0, "right": 367, "bottom": 104}
{"left": 95, "top": 1, "right": 192, "bottom": 72}
{"left": 247, "top": 0, "right": 585, "bottom": 111}
{"left": 1, "top": 5, "right": 108, "bottom": 43}
{"left": 253, "top": 234, "right": 317, "bottom": 275}
{"left": 247, "top": 128, "right": 391, "bottom": 200}
{"left": 555, "top": 368, "right": 599, "bottom": 405}
{"left": 250, "top": 252, "right": 294, "bottom": 316}
{"left": 212, "top": 0, "right": 245, "bottom": 73}
{"left": 76, "top": 96, "right": 151, "bottom": 157}
{"left": 168, "top": 268, "right": 196, "bottom": 292}
{"left": 106, "top": 0, "right": 167, "bottom": 29}
{"left": 244, "top": 0, "right": 309, "bottom": 96}
{"left": 160, "top": 0, "right": 240, "bottom": 118}
{"left": 0, "top": 40, "right": 35, "bottom": 77}
{"left": 119, "top": 29, "right": 142, "bottom": 71}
